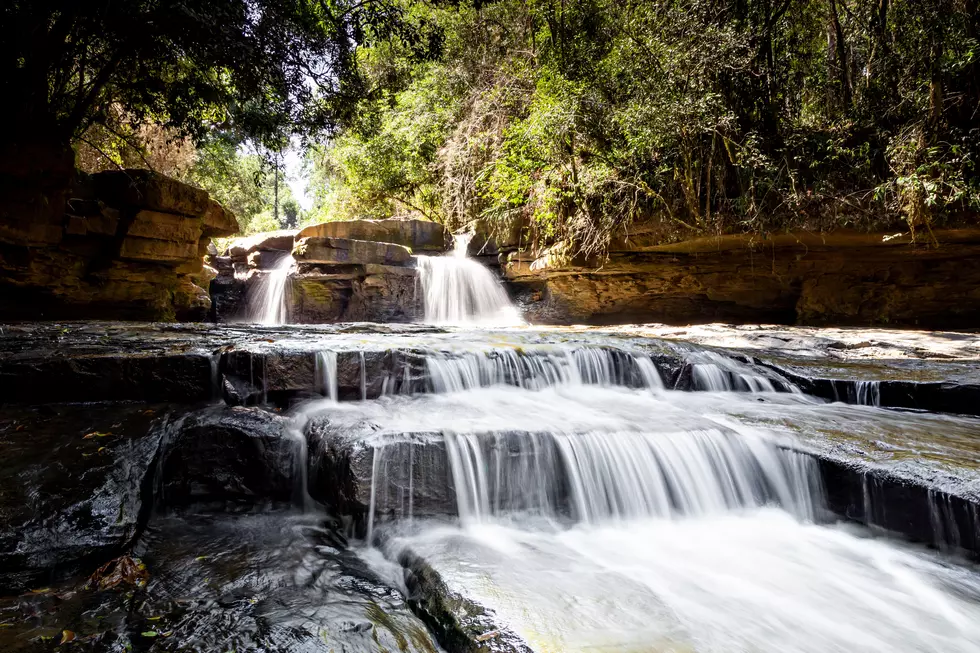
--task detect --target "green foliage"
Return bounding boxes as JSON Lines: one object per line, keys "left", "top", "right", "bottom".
{"left": 1, "top": 0, "right": 430, "bottom": 150}
{"left": 182, "top": 137, "right": 305, "bottom": 234}
{"left": 309, "top": 0, "right": 980, "bottom": 255}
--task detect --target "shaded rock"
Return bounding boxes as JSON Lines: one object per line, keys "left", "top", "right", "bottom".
{"left": 299, "top": 219, "right": 446, "bottom": 252}
{"left": 92, "top": 169, "right": 210, "bottom": 217}
{"left": 0, "top": 350, "right": 214, "bottom": 405}
{"left": 813, "top": 454, "right": 980, "bottom": 558}
{"left": 0, "top": 169, "right": 239, "bottom": 322}
{"left": 306, "top": 418, "right": 455, "bottom": 534}
{"left": 158, "top": 406, "right": 298, "bottom": 507}
{"left": 293, "top": 236, "right": 413, "bottom": 266}
{"left": 0, "top": 404, "right": 168, "bottom": 593}
{"left": 0, "top": 512, "right": 442, "bottom": 653}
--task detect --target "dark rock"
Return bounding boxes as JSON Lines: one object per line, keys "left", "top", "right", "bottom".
{"left": 812, "top": 453, "right": 980, "bottom": 557}
{"left": 157, "top": 406, "right": 298, "bottom": 507}
{"left": 0, "top": 351, "right": 213, "bottom": 404}
{"left": 0, "top": 404, "right": 168, "bottom": 593}
{"left": 306, "top": 417, "right": 455, "bottom": 534}
{"left": 0, "top": 512, "right": 441, "bottom": 653}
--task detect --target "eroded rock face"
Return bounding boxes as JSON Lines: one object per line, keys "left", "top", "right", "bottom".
{"left": 505, "top": 230, "right": 980, "bottom": 328}
{"left": 0, "top": 404, "right": 168, "bottom": 593}
{"left": 298, "top": 218, "right": 445, "bottom": 252}
{"left": 0, "top": 168, "right": 239, "bottom": 322}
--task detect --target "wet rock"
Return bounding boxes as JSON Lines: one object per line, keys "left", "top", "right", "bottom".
{"left": 398, "top": 547, "right": 532, "bottom": 653}
{"left": 0, "top": 350, "right": 214, "bottom": 404}
{"left": 157, "top": 406, "right": 298, "bottom": 507}
{"left": 0, "top": 404, "right": 168, "bottom": 593}
{"left": 0, "top": 513, "right": 442, "bottom": 653}
{"left": 306, "top": 418, "right": 455, "bottom": 534}
{"left": 293, "top": 236, "right": 413, "bottom": 266}
{"left": 299, "top": 218, "right": 446, "bottom": 252}
{"left": 813, "top": 454, "right": 980, "bottom": 558}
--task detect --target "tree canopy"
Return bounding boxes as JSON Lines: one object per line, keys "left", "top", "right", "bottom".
{"left": 0, "top": 0, "right": 431, "bottom": 150}
{"left": 309, "top": 0, "right": 980, "bottom": 255}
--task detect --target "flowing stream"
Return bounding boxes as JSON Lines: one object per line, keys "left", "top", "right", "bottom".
{"left": 416, "top": 234, "right": 523, "bottom": 325}
{"left": 246, "top": 253, "right": 294, "bottom": 325}
{"left": 283, "top": 245, "right": 980, "bottom": 653}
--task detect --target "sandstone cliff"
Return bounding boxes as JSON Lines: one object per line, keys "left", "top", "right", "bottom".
{"left": 0, "top": 166, "right": 238, "bottom": 321}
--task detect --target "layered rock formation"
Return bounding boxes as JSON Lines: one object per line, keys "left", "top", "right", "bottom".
{"left": 502, "top": 229, "right": 980, "bottom": 328}
{"left": 0, "top": 168, "right": 238, "bottom": 321}
{"left": 210, "top": 218, "right": 446, "bottom": 323}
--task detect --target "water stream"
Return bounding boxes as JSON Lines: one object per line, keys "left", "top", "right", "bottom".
{"left": 239, "top": 233, "right": 980, "bottom": 652}
{"left": 246, "top": 253, "right": 295, "bottom": 325}
{"left": 415, "top": 234, "right": 523, "bottom": 326}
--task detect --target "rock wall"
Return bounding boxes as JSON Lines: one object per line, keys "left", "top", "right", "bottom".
{"left": 0, "top": 166, "right": 238, "bottom": 321}
{"left": 503, "top": 230, "right": 980, "bottom": 328}
{"left": 210, "top": 218, "right": 445, "bottom": 323}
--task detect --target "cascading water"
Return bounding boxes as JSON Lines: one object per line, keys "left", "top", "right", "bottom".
{"left": 246, "top": 253, "right": 295, "bottom": 325}
{"left": 415, "top": 234, "right": 523, "bottom": 326}
{"left": 286, "top": 335, "right": 980, "bottom": 653}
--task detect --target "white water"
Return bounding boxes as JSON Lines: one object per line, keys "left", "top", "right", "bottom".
{"left": 416, "top": 234, "right": 523, "bottom": 326}
{"left": 289, "top": 344, "right": 980, "bottom": 653}
{"left": 246, "top": 253, "right": 294, "bottom": 325}
{"left": 426, "top": 347, "right": 664, "bottom": 393}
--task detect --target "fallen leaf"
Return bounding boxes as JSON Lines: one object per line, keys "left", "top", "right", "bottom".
{"left": 82, "top": 431, "right": 112, "bottom": 440}
{"left": 88, "top": 556, "right": 149, "bottom": 591}
{"left": 29, "top": 588, "right": 51, "bottom": 594}
{"left": 140, "top": 631, "right": 158, "bottom": 638}
{"left": 147, "top": 616, "right": 162, "bottom": 621}
{"left": 59, "top": 630, "right": 76, "bottom": 644}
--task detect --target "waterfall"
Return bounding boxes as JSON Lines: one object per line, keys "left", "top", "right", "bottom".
{"left": 443, "top": 428, "right": 821, "bottom": 524}
{"left": 315, "top": 350, "right": 338, "bottom": 401}
{"left": 246, "top": 253, "right": 294, "bottom": 325}
{"left": 855, "top": 380, "right": 881, "bottom": 406}
{"left": 689, "top": 350, "right": 785, "bottom": 392}
{"left": 416, "top": 234, "right": 523, "bottom": 326}
{"left": 425, "top": 348, "right": 664, "bottom": 393}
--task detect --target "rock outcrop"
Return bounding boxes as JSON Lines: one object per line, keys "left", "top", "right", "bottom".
{"left": 211, "top": 218, "right": 445, "bottom": 323}
{"left": 503, "top": 229, "right": 980, "bottom": 328}
{"left": 0, "top": 168, "right": 238, "bottom": 321}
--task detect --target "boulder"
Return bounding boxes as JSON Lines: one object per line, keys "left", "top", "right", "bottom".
{"left": 92, "top": 169, "right": 210, "bottom": 216}
{"left": 0, "top": 403, "right": 167, "bottom": 592}
{"left": 227, "top": 229, "right": 298, "bottom": 259}
{"left": 157, "top": 406, "right": 298, "bottom": 506}
{"left": 293, "top": 236, "right": 413, "bottom": 266}
{"left": 298, "top": 218, "right": 445, "bottom": 252}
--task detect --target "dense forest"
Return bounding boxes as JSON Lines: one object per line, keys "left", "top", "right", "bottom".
{"left": 309, "top": 0, "right": 980, "bottom": 256}
{"left": 7, "top": 0, "right": 978, "bottom": 256}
